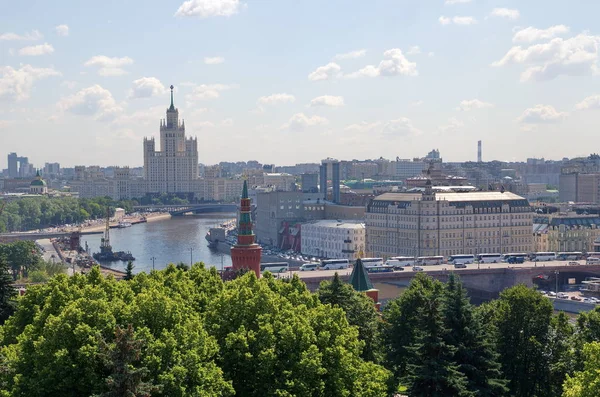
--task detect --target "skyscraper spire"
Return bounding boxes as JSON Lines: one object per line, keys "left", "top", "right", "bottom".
{"left": 169, "top": 85, "right": 175, "bottom": 111}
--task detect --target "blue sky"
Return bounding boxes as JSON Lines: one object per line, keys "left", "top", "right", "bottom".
{"left": 2, "top": 0, "right": 600, "bottom": 168}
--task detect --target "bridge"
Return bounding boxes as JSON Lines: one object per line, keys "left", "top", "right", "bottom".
{"left": 297, "top": 263, "right": 600, "bottom": 304}
{"left": 0, "top": 229, "right": 102, "bottom": 242}
{"left": 133, "top": 203, "right": 237, "bottom": 216}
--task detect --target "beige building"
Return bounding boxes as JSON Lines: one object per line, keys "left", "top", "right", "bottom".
{"left": 264, "top": 173, "right": 295, "bottom": 191}
{"left": 533, "top": 214, "right": 600, "bottom": 253}
{"left": 366, "top": 186, "right": 533, "bottom": 258}
{"left": 301, "top": 220, "right": 365, "bottom": 259}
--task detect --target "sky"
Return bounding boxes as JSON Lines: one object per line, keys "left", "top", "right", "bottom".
{"left": 2, "top": 0, "right": 600, "bottom": 169}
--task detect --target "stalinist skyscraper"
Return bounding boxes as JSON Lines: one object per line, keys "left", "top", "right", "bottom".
{"left": 143, "top": 85, "right": 198, "bottom": 194}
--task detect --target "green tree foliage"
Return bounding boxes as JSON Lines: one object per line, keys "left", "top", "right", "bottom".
{"left": 574, "top": 306, "right": 600, "bottom": 370}
{"left": 318, "top": 273, "right": 382, "bottom": 362}
{"left": 403, "top": 276, "right": 471, "bottom": 397}
{"left": 96, "top": 324, "right": 159, "bottom": 397}
{"left": 0, "top": 265, "right": 233, "bottom": 397}
{"left": 383, "top": 272, "right": 439, "bottom": 380}
{"left": 547, "top": 312, "right": 575, "bottom": 396}
{"left": 204, "top": 272, "right": 392, "bottom": 397}
{"left": 490, "top": 285, "right": 554, "bottom": 397}
{"left": 0, "top": 241, "right": 42, "bottom": 280}
{"left": 0, "top": 196, "right": 137, "bottom": 233}
{"left": 562, "top": 341, "right": 600, "bottom": 397}
{"left": 443, "top": 274, "right": 508, "bottom": 397}
{"left": 0, "top": 255, "right": 16, "bottom": 325}
{"left": 124, "top": 261, "right": 134, "bottom": 281}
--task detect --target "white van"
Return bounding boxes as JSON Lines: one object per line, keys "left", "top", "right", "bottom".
{"left": 299, "top": 263, "right": 319, "bottom": 271}
{"left": 587, "top": 257, "right": 600, "bottom": 264}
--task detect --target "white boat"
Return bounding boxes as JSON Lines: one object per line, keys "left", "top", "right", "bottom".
{"left": 117, "top": 221, "right": 132, "bottom": 228}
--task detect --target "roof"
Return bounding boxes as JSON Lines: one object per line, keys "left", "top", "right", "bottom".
{"left": 303, "top": 219, "right": 365, "bottom": 229}
{"left": 30, "top": 179, "right": 46, "bottom": 186}
{"left": 348, "top": 259, "right": 374, "bottom": 292}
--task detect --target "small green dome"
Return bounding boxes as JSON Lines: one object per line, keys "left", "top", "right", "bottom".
{"left": 30, "top": 179, "right": 46, "bottom": 187}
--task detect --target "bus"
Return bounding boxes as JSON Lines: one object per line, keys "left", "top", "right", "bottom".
{"left": 260, "top": 262, "right": 289, "bottom": 273}
{"left": 321, "top": 259, "right": 350, "bottom": 270}
{"left": 557, "top": 252, "right": 584, "bottom": 260}
{"left": 360, "top": 257, "right": 385, "bottom": 268}
{"left": 366, "top": 265, "right": 394, "bottom": 273}
{"left": 503, "top": 253, "right": 529, "bottom": 262}
{"left": 448, "top": 254, "right": 475, "bottom": 265}
{"left": 385, "top": 256, "right": 416, "bottom": 268}
{"left": 416, "top": 256, "right": 445, "bottom": 265}
{"left": 532, "top": 252, "right": 556, "bottom": 262}
{"left": 477, "top": 253, "right": 503, "bottom": 264}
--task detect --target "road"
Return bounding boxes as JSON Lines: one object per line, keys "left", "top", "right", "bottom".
{"left": 292, "top": 259, "right": 592, "bottom": 280}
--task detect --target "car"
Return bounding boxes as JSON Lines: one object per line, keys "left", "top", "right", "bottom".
{"left": 569, "top": 261, "right": 580, "bottom": 266}
{"left": 548, "top": 291, "right": 557, "bottom": 297}
{"left": 299, "top": 263, "right": 319, "bottom": 271}
{"left": 583, "top": 298, "right": 594, "bottom": 304}
{"left": 570, "top": 296, "right": 583, "bottom": 301}
{"left": 454, "top": 263, "right": 467, "bottom": 269}
{"left": 587, "top": 257, "right": 600, "bottom": 264}
{"left": 412, "top": 266, "right": 424, "bottom": 272}
{"left": 557, "top": 293, "right": 568, "bottom": 299}
{"left": 539, "top": 290, "right": 547, "bottom": 295}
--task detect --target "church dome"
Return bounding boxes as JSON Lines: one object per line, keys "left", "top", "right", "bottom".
{"left": 30, "top": 171, "right": 46, "bottom": 187}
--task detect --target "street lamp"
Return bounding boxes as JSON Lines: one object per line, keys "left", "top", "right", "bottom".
{"left": 555, "top": 270, "right": 559, "bottom": 295}
{"left": 189, "top": 247, "right": 194, "bottom": 266}
{"left": 150, "top": 256, "right": 156, "bottom": 271}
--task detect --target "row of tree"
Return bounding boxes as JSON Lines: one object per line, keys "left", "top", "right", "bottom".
{"left": 1, "top": 263, "right": 600, "bottom": 396}
{"left": 0, "top": 241, "right": 66, "bottom": 281}
{"left": 0, "top": 196, "right": 136, "bottom": 232}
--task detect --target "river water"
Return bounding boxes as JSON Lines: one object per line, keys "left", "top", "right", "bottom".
{"left": 81, "top": 214, "right": 236, "bottom": 273}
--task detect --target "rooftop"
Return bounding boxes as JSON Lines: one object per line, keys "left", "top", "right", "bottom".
{"left": 374, "top": 191, "right": 527, "bottom": 202}
{"left": 303, "top": 219, "right": 365, "bottom": 229}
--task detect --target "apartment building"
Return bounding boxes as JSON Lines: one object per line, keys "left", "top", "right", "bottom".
{"left": 301, "top": 220, "right": 365, "bottom": 259}
{"left": 366, "top": 185, "right": 533, "bottom": 258}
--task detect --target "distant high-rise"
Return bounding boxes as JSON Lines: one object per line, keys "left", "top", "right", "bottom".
{"left": 301, "top": 173, "right": 319, "bottom": 193}
{"left": 7, "top": 152, "right": 30, "bottom": 178}
{"left": 320, "top": 158, "right": 340, "bottom": 203}
{"left": 143, "top": 85, "right": 198, "bottom": 194}
{"left": 231, "top": 180, "right": 262, "bottom": 277}
{"left": 477, "top": 140, "right": 482, "bottom": 163}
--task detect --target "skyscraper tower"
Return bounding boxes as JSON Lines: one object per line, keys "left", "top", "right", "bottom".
{"left": 230, "top": 180, "right": 262, "bottom": 277}
{"left": 477, "top": 140, "right": 482, "bottom": 163}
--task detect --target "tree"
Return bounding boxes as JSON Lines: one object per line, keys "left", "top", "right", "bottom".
{"left": 383, "top": 273, "right": 439, "bottom": 381}
{"left": 562, "top": 342, "right": 600, "bottom": 397}
{"left": 0, "top": 255, "right": 16, "bottom": 325}
{"left": 97, "top": 324, "right": 158, "bottom": 397}
{"left": 404, "top": 278, "right": 471, "bottom": 397}
{"left": 547, "top": 312, "right": 575, "bottom": 396}
{"left": 318, "top": 273, "right": 382, "bottom": 362}
{"left": 443, "top": 274, "right": 507, "bottom": 397}
{"left": 124, "top": 261, "right": 134, "bottom": 281}
{"left": 491, "top": 285, "right": 554, "bottom": 397}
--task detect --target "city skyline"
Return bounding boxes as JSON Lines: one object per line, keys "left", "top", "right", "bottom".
{"left": 2, "top": 0, "right": 600, "bottom": 168}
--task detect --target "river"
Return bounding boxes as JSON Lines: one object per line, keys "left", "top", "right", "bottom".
{"left": 81, "top": 214, "right": 236, "bottom": 273}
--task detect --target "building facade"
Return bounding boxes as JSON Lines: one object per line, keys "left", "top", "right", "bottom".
{"left": 533, "top": 214, "right": 600, "bottom": 253}
{"left": 143, "top": 86, "right": 198, "bottom": 194}
{"left": 366, "top": 187, "right": 533, "bottom": 258}
{"left": 301, "top": 220, "right": 365, "bottom": 259}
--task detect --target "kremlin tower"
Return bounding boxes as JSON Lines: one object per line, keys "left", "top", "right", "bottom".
{"left": 230, "top": 180, "right": 262, "bottom": 277}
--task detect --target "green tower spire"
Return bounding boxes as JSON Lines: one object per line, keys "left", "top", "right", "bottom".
{"left": 348, "top": 258, "right": 374, "bottom": 292}
{"left": 242, "top": 179, "right": 248, "bottom": 199}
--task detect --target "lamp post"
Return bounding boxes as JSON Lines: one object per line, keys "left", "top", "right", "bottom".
{"left": 555, "top": 270, "right": 559, "bottom": 294}
{"left": 189, "top": 247, "right": 194, "bottom": 266}
{"left": 150, "top": 256, "right": 156, "bottom": 271}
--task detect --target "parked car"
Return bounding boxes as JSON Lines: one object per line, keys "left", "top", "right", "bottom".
{"left": 412, "top": 266, "right": 424, "bottom": 272}
{"left": 557, "top": 293, "right": 568, "bottom": 299}
{"left": 570, "top": 296, "right": 583, "bottom": 301}
{"left": 454, "top": 263, "right": 467, "bottom": 269}
{"left": 548, "top": 291, "right": 557, "bottom": 297}
{"left": 569, "top": 261, "right": 580, "bottom": 266}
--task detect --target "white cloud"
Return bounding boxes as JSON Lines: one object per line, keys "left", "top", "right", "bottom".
{"left": 344, "top": 121, "right": 382, "bottom": 132}
{"left": 0, "top": 30, "right": 43, "bottom": 41}
{"left": 308, "top": 62, "right": 341, "bottom": 81}
{"left": 493, "top": 33, "right": 600, "bottom": 82}
{"left": 406, "top": 46, "right": 421, "bottom": 55}
{"left": 517, "top": 104, "right": 567, "bottom": 123}
{"left": 221, "top": 118, "right": 234, "bottom": 126}
{"left": 282, "top": 113, "right": 328, "bottom": 131}
{"left": 258, "top": 93, "right": 295, "bottom": 105}
{"left": 18, "top": 43, "right": 54, "bottom": 56}
{"left": 445, "top": 0, "right": 472, "bottom": 4}
{"left": 439, "top": 16, "right": 477, "bottom": 25}
{"left": 438, "top": 117, "right": 464, "bottom": 133}
{"left": 490, "top": 8, "right": 520, "bottom": 20}
{"left": 513, "top": 25, "right": 570, "bottom": 43}
{"left": 0, "top": 65, "right": 61, "bottom": 101}
{"left": 55, "top": 25, "right": 69, "bottom": 37}
{"left": 428, "top": 52, "right": 435, "bottom": 57}
{"left": 175, "top": 0, "right": 242, "bottom": 18}
{"left": 411, "top": 100, "right": 424, "bottom": 106}
{"left": 575, "top": 95, "right": 600, "bottom": 110}
{"left": 128, "top": 77, "right": 167, "bottom": 99}
{"left": 84, "top": 55, "right": 134, "bottom": 76}
{"left": 58, "top": 85, "right": 123, "bottom": 121}
{"left": 204, "top": 56, "right": 224, "bottom": 65}
{"left": 457, "top": 99, "right": 493, "bottom": 111}
{"left": 382, "top": 117, "right": 421, "bottom": 136}
{"left": 345, "top": 48, "right": 417, "bottom": 78}
{"left": 186, "top": 83, "right": 238, "bottom": 100}
{"left": 309, "top": 95, "right": 345, "bottom": 107}
{"left": 334, "top": 49, "right": 367, "bottom": 60}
